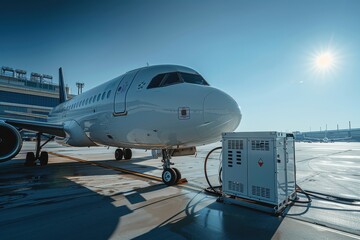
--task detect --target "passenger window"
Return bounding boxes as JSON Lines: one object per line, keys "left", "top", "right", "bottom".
{"left": 161, "top": 72, "right": 181, "bottom": 87}
{"left": 85, "top": 98, "right": 88, "bottom": 105}
{"left": 147, "top": 73, "right": 166, "bottom": 89}
{"left": 97, "top": 94, "right": 101, "bottom": 101}
{"left": 180, "top": 72, "right": 209, "bottom": 86}
{"left": 101, "top": 92, "right": 106, "bottom": 100}
{"left": 107, "top": 90, "right": 111, "bottom": 98}
{"left": 93, "top": 95, "right": 96, "bottom": 103}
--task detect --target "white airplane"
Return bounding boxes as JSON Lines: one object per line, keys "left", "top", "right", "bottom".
{"left": 0, "top": 65, "right": 241, "bottom": 185}
{"left": 304, "top": 124, "right": 352, "bottom": 143}
{"left": 304, "top": 135, "right": 352, "bottom": 143}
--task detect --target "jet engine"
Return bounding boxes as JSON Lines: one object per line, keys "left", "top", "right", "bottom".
{"left": 0, "top": 122, "right": 23, "bottom": 162}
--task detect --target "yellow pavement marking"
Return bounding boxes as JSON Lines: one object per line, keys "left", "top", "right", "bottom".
{"left": 48, "top": 152, "right": 192, "bottom": 190}
{"left": 48, "top": 152, "right": 163, "bottom": 182}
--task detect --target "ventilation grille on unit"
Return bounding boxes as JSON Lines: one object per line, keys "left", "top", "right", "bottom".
{"left": 251, "top": 140, "right": 270, "bottom": 151}
{"left": 236, "top": 151, "right": 241, "bottom": 165}
{"left": 228, "top": 139, "right": 243, "bottom": 150}
{"left": 227, "top": 150, "right": 242, "bottom": 167}
{"left": 228, "top": 181, "right": 244, "bottom": 193}
{"left": 227, "top": 151, "right": 233, "bottom": 167}
{"left": 252, "top": 185, "right": 270, "bottom": 199}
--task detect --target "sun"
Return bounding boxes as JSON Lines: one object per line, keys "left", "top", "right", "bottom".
{"left": 309, "top": 48, "right": 340, "bottom": 76}
{"left": 315, "top": 52, "right": 334, "bottom": 70}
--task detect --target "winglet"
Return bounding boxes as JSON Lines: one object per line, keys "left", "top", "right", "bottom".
{"left": 59, "top": 67, "right": 67, "bottom": 103}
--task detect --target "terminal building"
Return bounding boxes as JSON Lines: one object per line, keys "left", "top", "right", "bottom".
{"left": 0, "top": 66, "right": 72, "bottom": 123}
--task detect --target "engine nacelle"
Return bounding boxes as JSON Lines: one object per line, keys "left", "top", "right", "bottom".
{"left": 0, "top": 122, "right": 23, "bottom": 163}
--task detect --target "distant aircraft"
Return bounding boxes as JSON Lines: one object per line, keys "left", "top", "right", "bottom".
{"left": 304, "top": 124, "right": 352, "bottom": 143}
{"left": 0, "top": 65, "right": 241, "bottom": 185}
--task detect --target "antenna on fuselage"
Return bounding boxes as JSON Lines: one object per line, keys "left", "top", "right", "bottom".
{"left": 146, "top": 62, "right": 149, "bottom": 67}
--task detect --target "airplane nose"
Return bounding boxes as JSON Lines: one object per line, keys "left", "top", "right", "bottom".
{"left": 203, "top": 90, "right": 242, "bottom": 132}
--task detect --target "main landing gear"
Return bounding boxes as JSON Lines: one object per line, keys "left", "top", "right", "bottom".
{"left": 25, "top": 133, "right": 54, "bottom": 166}
{"left": 115, "top": 148, "right": 132, "bottom": 160}
{"left": 161, "top": 149, "right": 181, "bottom": 186}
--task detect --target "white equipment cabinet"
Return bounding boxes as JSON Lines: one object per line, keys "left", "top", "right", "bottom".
{"left": 221, "top": 132, "right": 296, "bottom": 213}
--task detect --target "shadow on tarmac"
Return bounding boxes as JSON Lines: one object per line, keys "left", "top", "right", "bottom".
{"left": 0, "top": 157, "right": 164, "bottom": 240}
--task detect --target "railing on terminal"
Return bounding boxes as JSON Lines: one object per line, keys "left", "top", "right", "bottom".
{"left": 1, "top": 66, "right": 58, "bottom": 93}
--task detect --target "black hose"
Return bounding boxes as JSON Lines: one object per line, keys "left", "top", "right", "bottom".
{"left": 302, "top": 189, "right": 360, "bottom": 206}
{"left": 204, "top": 146, "right": 222, "bottom": 196}
{"left": 291, "top": 184, "right": 312, "bottom": 204}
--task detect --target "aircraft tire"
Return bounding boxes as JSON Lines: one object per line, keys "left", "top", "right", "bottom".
{"left": 39, "top": 151, "right": 49, "bottom": 166}
{"left": 162, "top": 168, "right": 177, "bottom": 186}
{"left": 25, "top": 152, "right": 36, "bottom": 166}
{"left": 115, "top": 149, "right": 123, "bottom": 160}
{"left": 124, "top": 148, "right": 132, "bottom": 160}
{"left": 172, "top": 167, "right": 181, "bottom": 183}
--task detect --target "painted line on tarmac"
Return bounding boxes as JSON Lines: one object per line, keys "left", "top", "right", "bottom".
{"left": 49, "top": 152, "right": 163, "bottom": 182}
{"left": 48, "top": 152, "right": 191, "bottom": 188}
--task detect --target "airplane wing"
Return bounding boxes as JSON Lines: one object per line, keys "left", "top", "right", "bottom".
{"left": 2, "top": 118, "right": 66, "bottom": 137}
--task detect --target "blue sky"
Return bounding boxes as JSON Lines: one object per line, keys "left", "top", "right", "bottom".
{"left": 1, "top": 0, "right": 359, "bottom": 132}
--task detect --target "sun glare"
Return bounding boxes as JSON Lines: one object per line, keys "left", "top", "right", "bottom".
{"left": 309, "top": 47, "right": 340, "bottom": 77}
{"left": 315, "top": 52, "right": 334, "bottom": 70}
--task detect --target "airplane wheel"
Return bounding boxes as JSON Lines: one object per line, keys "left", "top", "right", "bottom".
{"left": 172, "top": 167, "right": 182, "bottom": 183}
{"left": 162, "top": 168, "right": 177, "bottom": 186}
{"left": 39, "top": 151, "right": 49, "bottom": 166}
{"left": 25, "top": 152, "right": 36, "bottom": 166}
{"left": 124, "top": 148, "right": 132, "bottom": 160}
{"left": 115, "top": 149, "right": 123, "bottom": 160}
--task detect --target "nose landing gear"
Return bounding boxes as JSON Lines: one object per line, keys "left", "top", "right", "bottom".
{"left": 161, "top": 149, "right": 182, "bottom": 186}
{"left": 114, "top": 148, "right": 183, "bottom": 186}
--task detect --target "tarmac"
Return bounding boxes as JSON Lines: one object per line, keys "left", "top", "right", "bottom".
{"left": 0, "top": 141, "right": 359, "bottom": 240}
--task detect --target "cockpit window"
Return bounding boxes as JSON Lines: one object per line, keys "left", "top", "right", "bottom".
{"left": 180, "top": 72, "right": 209, "bottom": 86}
{"left": 147, "top": 73, "right": 166, "bottom": 89}
{"left": 147, "top": 71, "right": 209, "bottom": 89}
{"left": 162, "top": 72, "right": 182, "bottom": 87}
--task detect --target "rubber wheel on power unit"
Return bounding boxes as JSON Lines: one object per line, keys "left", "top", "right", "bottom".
{"left": 172, "top": 167, "right": 182, "bottom": 183}
{"left": 162, "top": 168, "right": 178, "bottom": 186}
{"left": 25, "top": 152, "right": 36, "bottom": 166}
{"left": 39, "top": 151, "right": 48, "bottom": 166}
{"left": 124, "top": 148, "right": 132, "bottom": 160}
{"left": 115, "top": 149, "right": 123, "bottom": 160}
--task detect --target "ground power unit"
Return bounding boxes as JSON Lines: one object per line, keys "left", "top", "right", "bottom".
{"left": 221, "top": 132, "right": 296, "bottom": 214}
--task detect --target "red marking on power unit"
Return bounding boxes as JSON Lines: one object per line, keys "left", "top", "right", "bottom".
{"left": 258, "top": 159, "right": 264, "bottom": 167}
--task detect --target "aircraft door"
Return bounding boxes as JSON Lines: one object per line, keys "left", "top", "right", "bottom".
{"left": 114, "top": 70, "right": 138, "bottom": 115}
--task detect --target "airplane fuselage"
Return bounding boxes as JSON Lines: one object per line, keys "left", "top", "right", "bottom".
{"left": 48, "top": 65, "right": 242, "bottom": 149}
